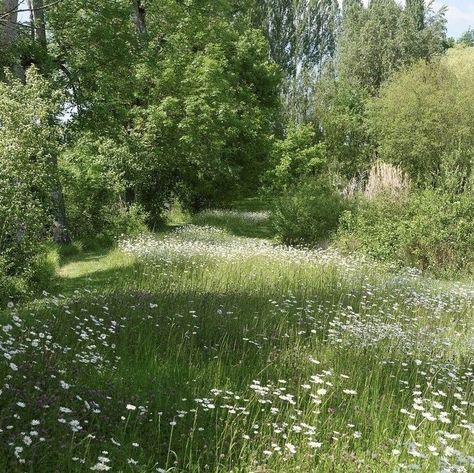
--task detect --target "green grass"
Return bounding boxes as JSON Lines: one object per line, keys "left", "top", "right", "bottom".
{"left": 0, "top": 208, "right": 473, "bottom": 472}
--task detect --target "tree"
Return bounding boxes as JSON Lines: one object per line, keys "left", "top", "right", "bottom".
{"left": 0, "top": 0, "right": 18, "bottom": 47}
{"left": 0, "top": 0, "right": 25, "bottom": 78}
{"left": 337, "top": 0, "right": 446, "bottom": 93}
{"left": 367, "top": 47, "right": 474, "bottom": 188}
{"left": 458, "top": 28, "right": 474, "bottom": 47}
{"left": 0, "top": 68, "right": 63, "bottom": 293}
{"left": 134, "top": 9, "right": 281, "bottom": 212}
{"left": 406, "top": 0, "right": 425, "bottom": 30}
{"left": 308, "top": 0, "right": 447, "bottom": 179}
{"left": 254, "top": 0, "right": 339, "bottom": 122}
{"left": 29, "top": 0, "right": 46, "bottom": 45}
{"left": 133, "top": 0, "right": 147, "bottom": 38}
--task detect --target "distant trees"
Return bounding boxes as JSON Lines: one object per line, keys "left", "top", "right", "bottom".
{"left": 458, "top": 28, "right": 474, "bottom": 47}
{"left": 311, "top": 0, "right": 447, "bottom": 177}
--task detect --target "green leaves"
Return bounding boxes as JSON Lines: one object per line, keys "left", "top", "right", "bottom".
{"left": 0, "top": 68, "right": 63, "bottom": 293}
{"left": 367, "top": 48, "right": 474, "bottom": 188}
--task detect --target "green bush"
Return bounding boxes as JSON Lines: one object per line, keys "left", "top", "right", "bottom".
{"left": 337, "top": 189, "right": 474, "bottom": 275}
{"left": 0, "top": 69, "right": 62, "bottom": 303}
{"left": 337, "top": 195, "right": 407, "bottom": 263}
{"left": 402, "top": 190, "right": 474, "bottom": 274}
{"left": 61, "top": 135, "right": 148, "bottom": 246}
{"left": 272, "top": 179, "right": 347, "bottom": 246}
{"left": 265, "top": 124, "right": 327, "bottom": 193}
{"left": 0, "top": 245, "right": 57, "bottom": 304}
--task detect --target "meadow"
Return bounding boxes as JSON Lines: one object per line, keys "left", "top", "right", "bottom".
{"left": 0, "top": 209, "right": 473, "bottom": 473}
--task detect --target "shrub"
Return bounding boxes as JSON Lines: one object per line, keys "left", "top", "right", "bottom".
{"left": 61, "top": 135, "right": 148, "bottom": 246}
{"left": 367, "top": 48, "right": 474, "bottom": 188}
{"left": 402, "top": 190, "right": 474, "bottom": 274}
{"left": 0, "top": 69, "right": 62, "bottom": 302}
{"left": 337, "top": 195, "right": 408, "bottom": 263}
{"left": 272, "top": 179, "right": 347, "bottom": 246}
{"left": 337, "top": 188, "right": 474, "bottom": 276}
{"left": 265, "top": 124, "right": 327, "bottom": 194}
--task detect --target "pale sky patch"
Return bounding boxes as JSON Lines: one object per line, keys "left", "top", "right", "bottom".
{"left": 336, "top": 0, "right": 472, "bottom": 38}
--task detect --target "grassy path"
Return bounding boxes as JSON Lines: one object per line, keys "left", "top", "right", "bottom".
{"left": 0, "top": 209, "right": 473, "bottom": 472}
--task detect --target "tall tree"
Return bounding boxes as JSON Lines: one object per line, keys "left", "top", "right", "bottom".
{"left": 406, "top": 0, "right": 425, "bottom": 31}
{"left": 28, "top": 0, "right": 46, "bottom": 45}
{"left": 0, "top": 0, "right": 25, "bottom": 78}
{"left": 257, "top": 0, "right": 339, "bottom": 78}
{"left": 26, "top": 0, "right": 71, "bottom": 243}
{"left": 337, "top": 0, "right": 445, "bottom": 93}
{"left": 0, "top": 0, "right": 18, "bottom": 47}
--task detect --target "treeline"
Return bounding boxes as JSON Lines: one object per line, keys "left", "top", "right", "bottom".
{"left": 0, "top": 0, "right": 472, "bottom": 300}
{"left": 270, "top": 2, "right": 474, "bottom": 276}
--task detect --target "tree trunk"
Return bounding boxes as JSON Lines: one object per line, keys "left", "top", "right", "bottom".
{"left": 28, "top": 0, "right": 71, "bottom": 244}
{"left": 1, "top": 0, "right": 24, "bottom": 78}
{"left": 1, "top": 0, "right": 18, "bottom": 46}
{"left": 133, "top": 0, "right": 147, "bottom": 38}
{"left": 29, "top": 0, "right": 46, "bottom": 45}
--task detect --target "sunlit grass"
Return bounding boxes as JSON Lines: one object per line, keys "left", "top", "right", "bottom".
{"left": 0, "top": 209, "right": 472, "bottom": 472}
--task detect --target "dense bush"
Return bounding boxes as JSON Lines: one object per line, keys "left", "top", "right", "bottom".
{"left": 337, "top": 189, "right": 474, "bottom": 275}
{"left": 272, "top": 179, "right": 347, "bottom": 246}
{"left": 61, "top": 135, "right": 148, "bottom": 245}
{"left": 265, "top": 124, "right": 327, "bottom": 193}
{"left": 0, "top": 69, "right": 62, "bottom": 302}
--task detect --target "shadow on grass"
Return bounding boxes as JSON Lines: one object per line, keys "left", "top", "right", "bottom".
{"left": 46, "top": 246, "right": 141, "bottom": 298}
{"left": 188, "top": 197, "right": 276, "bottom": 239}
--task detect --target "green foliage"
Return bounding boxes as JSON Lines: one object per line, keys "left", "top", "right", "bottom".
{"left": 337, "top": 195, "right": 408, "bottom": 263}
{"left": 61, "top": 135, "right": 148, "bottom": 244}
{"left": 338, "top": 189, "right": 474, "bottom": 275}
{"left": 367, "top": 47, "right": 474, "bottom": 187}
{"left": 135, "top": 20, "right": 281, "bottom": 211}
{"left": 47, "top": 0, "right": 139, "bottom": 132}
{"left": 310, "top": 1, "right": 446, "bottom": 180}
{"left": 0, "top": 68, "right": 62, "bottom": 301}
{"left": 313, "top": 75, "right": 370, "bottom": 177}
{"left": 266, "top": 124, "right": 327, "bottom": 192}
{"left": 458, "top": 28, "right": 474, "bottom": 47}
{"left": 337, "top": 0, "right": 446, "bottom": 93}
{"left": 272, "top": 179, "right": 347, "bottom": 246}
{"left": 254, "top": 0, "right": 339, "bottom": 78}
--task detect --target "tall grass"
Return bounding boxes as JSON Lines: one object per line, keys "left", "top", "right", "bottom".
{"left": 0, "top": 211, "right": 472, "bottom": 472}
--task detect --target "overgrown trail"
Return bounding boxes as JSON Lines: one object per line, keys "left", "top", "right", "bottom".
{"left": 1, "top": 209, "right": 473, "bottom": 472}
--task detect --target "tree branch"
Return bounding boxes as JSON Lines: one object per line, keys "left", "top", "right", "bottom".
{"left": 0, "top": 0, "right": 63, "bottom": 19}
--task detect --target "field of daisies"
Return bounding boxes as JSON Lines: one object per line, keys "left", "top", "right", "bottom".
{"left": 1, "top": 209, "right": 473, "bottom": 472}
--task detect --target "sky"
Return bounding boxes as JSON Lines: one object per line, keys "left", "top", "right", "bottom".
{"left": 434, "top": 0, "right": 474, "bottom": 38}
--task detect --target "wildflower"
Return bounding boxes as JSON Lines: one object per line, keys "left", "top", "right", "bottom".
{"left": 285, "top": 443, "right": 297, "bottom": 455}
